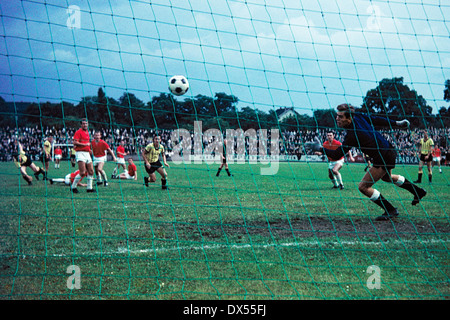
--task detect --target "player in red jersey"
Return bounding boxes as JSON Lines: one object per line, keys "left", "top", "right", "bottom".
{"left": 432, "top": 143, "right": 442, "bottom": 174}
{"left": 118, "top": 158, "right": 138, "bottom": 180}
{"left": 112, "top": 139, "right": 129, "bottom": 178}
{"left": 49, "top": 170, "right": 87, "bottom": 187}
{"left": 320, "top": 132, "right": 354, "bottom": 189}
{"left": 71, "top": 119, "right": 94, "bottom": 193}
{"left": 91, "top": 131, "right": 117, "bottom": 187}
{"left": 54, "top": 146, "right": 63, "bottom": 169}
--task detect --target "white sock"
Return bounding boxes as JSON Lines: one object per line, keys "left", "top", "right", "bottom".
{"left": 71, "top": 174, "right": 81, "bottom": 189}
{"left": 336, "top": 173, "right": 343, "bottom": 186}
{"left": 394, "top": 175, "right": 405, "bottom": 186}
{"left": 87, "top": 175, "right": 94, "bottom": 189}
{"left": 370, "top": 189, "right": 381, "bottom": 201}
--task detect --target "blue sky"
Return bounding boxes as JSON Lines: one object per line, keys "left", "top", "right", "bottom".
{"left": 0, "top": 0, "right": 449, "bottom": 116}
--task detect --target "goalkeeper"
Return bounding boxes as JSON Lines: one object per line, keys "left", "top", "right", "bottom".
{"left": 13, "top": 141, "right": 47, "bottom": 185}
{"left": 317, "top": 103, "right": 427, "bottom": 221}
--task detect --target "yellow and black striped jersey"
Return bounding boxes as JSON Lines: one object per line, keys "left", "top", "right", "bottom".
{"left": 44, "top": 140, "right": 51, "bottom": 155}
{"left": 16, "top": 151, "right": 30, "bottom": 167}
{"left": 419, "top": 138, "right": 434, "bottom": 155}
{"left": 144, "top": 143, "right": 164, "bottom": 163}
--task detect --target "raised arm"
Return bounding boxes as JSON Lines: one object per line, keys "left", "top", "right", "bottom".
{"left": 365, "top": 113, "right": 410, "bottom": 129}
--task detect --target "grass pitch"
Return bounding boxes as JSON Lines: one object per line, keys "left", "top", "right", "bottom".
{"left": 0, "top": 160, "right": 449, "bottom": 299}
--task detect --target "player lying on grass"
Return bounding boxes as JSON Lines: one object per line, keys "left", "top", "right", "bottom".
{"left": 316, "top": 103, "right": 427, "bottom": 221}
{"left": 114, "top": 158, "right": 137, "bottom": 180}
{"left": 13, "top": 141, "right": 47, "bottom": 185}
{"left": 49, "top": 170, "right": 87, "bottom": 188}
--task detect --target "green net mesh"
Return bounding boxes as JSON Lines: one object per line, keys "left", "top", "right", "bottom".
{"left": 0, "top": 0, "right": 449, "bottom": 300}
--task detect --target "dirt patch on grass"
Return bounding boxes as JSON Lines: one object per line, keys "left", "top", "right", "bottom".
{"left": 168, "top": 214, "right": 450, "bottom": 243}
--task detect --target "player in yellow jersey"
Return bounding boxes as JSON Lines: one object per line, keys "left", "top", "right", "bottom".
{"left": 70, "top": 147, "right": 76, "bottom": 167}
{"left": 414, "top": 131, "right": 434, "bottom": 183}
{"left": 41, "top": 136, "right": 52, "bottom": 179}
{"left": 13, "top": 141, "right": 46, "bottom": 185}
{"left": 142, "top": 135, "right": 169, "bottom": 190}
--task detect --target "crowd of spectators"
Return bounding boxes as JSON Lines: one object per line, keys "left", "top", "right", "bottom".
{"left": 1, "top": 125, "right": 449, "bottom": 164}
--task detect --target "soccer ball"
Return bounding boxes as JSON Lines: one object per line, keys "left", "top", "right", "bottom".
{"left": 169, "top": 75, "right": 189, "bottom": 96}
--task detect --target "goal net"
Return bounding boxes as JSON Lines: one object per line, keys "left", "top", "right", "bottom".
{"left": 0, "top": 0, "right": 448, "bottom": 301}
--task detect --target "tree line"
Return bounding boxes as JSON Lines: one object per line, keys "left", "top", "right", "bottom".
{"left": 1, "top": 77, "right": 449, "bottom": 131}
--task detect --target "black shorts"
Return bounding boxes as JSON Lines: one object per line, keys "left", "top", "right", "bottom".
{"left": 372, "top": 149, "right": 396, "bottom": 172}
{"left": 41, "top": 152, "right": 50, "bottom": 164}
{"left": 420, "top": 154, "right": 431, "bottom": 163}
{"left": 21, "top": 157, "right": 32, "bottom": 168}
{"left": 145, "top": 161, "right": 162, "bottom": 175}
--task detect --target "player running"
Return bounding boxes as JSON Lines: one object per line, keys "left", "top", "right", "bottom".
{"left": 91, "top": 131, "right": 117, "bottom": 187}
{"left": 142, "top": 135, "right": 169, "bottom": 190}
{"left": 321, "top": 132, "right": 354, "bottom": 189}
{"left": 317, "top": 103, "right": 426, "bottom": 221}
{"left": 71, "top": 119, "right": 95, "bottom": 193}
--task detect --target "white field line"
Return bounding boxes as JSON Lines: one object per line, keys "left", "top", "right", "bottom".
{"left": 49, "top": 238, "right": 449, "bottom": 257}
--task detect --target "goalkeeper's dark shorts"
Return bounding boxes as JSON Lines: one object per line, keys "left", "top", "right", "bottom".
{"left": 372, "top": 149, "right": 397, "bottom": 172}
{"left": 145, "top": 160, "right": 162, "bottom": 174}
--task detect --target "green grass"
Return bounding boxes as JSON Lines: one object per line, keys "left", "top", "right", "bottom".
{"left": 0, "top": 160, "right": 449, "bottom": 300}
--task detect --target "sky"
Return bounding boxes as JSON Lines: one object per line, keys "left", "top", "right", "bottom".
{"left": 0, "top": 0, "right": 449, "bottom": 116}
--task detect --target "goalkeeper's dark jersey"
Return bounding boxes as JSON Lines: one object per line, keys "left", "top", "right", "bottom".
{"left": 323, "top": 113, "right": 398, "bottom": 166}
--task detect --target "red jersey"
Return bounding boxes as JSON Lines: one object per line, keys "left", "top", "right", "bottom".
{"left": 128, "top": 163, "right": 137, "bottom": 176}
{"left": 70, "top": 170, "right": 86, "bottom": 183}
{"left": 432, "top": 148, "right": 441, "bottom": 158}
{"left": 323, "top": 139, "right": 343, "bottom": 161}
{"left": 117, "top": 145, "right": 126, "bottom": 158}
{"left": 91, "top": 139, "right": 110, "bottom": 158}
{"left": 54, "top": 148, "right": 62, "bottom": 155}
{"left": 73, "top": 128, "right": 91, "bottom": 152}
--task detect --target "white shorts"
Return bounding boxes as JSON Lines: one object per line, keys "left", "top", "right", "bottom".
{"left": 94, "top": 155, "right": 107, "bottom": 166}
{"left": 64, "top": 174, "right": 71, "bottom": 185}
{"left": 328, "top": 159, "right": 344, "bottom": 170}
{"left": 433, "top": 157, "right": 440, "bottom": 162}
{"left": 116, "top": 157, "right": 126, "bottom": 165}
{"left": 123, "top": 171, "right": 135, "bottom": 180}
{"left": 55, "top": 155, "right": 62, "bottom": 160}
{"left": 75, "top": 151, "right": 92, "bottom": 164}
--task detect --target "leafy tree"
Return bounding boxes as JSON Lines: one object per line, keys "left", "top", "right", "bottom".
{"left": 148, "top": 93, "right": 178, "bottom": 129}
{"left": 313, "top": 109, "right": 336, "bottom": 130}
{"left": 444, "top": 79, "right": 450, "bottom": 102}
{"left": 362, "top": 77, "right": 433, "bottom": 128}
